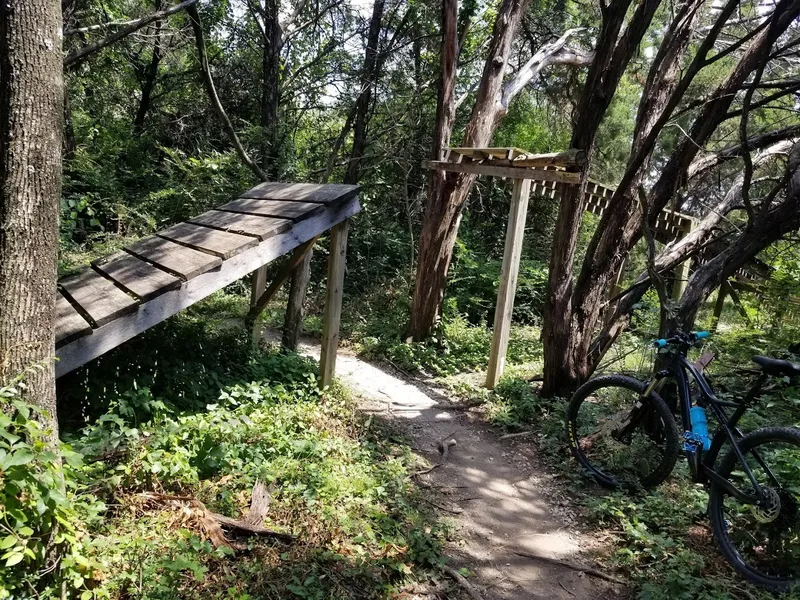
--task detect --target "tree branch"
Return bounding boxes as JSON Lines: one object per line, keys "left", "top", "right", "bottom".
{"left": 498, "top": 28, "right": 590, "bottom": 113}
{"left": 63, "top": 0, "right": 198, "bottom": 69}
{"left": 186, "top": 3, "right": 267, "bottom": 182}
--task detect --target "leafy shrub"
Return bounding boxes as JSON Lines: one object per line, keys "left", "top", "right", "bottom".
{"left": 0, "top": 373, "right": 104, "bottom": 599}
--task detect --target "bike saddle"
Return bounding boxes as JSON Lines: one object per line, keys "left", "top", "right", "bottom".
{"left": 751, "top": 355, "right": 800, "bottom": 377}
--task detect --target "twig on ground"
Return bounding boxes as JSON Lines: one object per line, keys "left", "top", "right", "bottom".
{"left": 498, "top": 431, "right": 533, "bottom": 441}
{"left": 410, "top": 463, "right": 442, "bottom": 477}
{"left": 512, "top": 550, "right": 626, "bottom": 585}
{"left": 442, "top": 564, "right": 485, "bottom": 600}
{"left": 421, "top": 497, "right": 464, "bottom": 514}
{"left": 559, "top": 579, "right": 577, "bottom": 597}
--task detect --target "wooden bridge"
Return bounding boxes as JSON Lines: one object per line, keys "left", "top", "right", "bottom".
{"left": 55, "top": 182, "right": 360, "bottom": 386}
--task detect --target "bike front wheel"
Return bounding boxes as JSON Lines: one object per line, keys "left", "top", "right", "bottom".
{"left": 708, "top": 427, "right": 800, "bottom": 592}
{"left": 566, "top": 375, "right": 680, "bottom": 490}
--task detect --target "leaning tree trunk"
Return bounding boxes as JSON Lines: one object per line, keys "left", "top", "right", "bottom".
{"left": 0, "top": 0, "right": 64, "bottom": 439}
{"left": 410, "top": 0, "right": 530, "bottom": 341}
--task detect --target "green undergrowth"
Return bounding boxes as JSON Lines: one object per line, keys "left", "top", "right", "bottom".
{"left": 5, "top": 303, "right": 451, "bottom": 599}
{"left": 464, "top": 328, "right": 800, "bottom": 600}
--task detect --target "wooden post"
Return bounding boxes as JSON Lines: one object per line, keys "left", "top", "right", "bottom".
{"left": 485, "top": 178, "right": 531, "bottom": 389}
{"left": 282, "top": 251, "right": 313, "bottom": 351}
{"left": 250, "top": 266, "right": 268, "bottom": 308}
{"left": 319, "top": 219, "right": 350, "bottom": 388}
{"left": 249, "top": 265, "right": 268, "bottom": 345}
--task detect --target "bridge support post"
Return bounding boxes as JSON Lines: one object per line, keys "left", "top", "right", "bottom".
{"left": 320, "top": 219, "right": 350, "bottom": 388}
{"left": 486, "top": 178, "right": 531, "bottom": 389}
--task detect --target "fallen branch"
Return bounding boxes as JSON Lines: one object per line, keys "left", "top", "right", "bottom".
{"left": 498, "top": 431, "right": 533, "bottom": 441}
{"left": 139, "top": 493, "right": 294, "bottom": 547}
{"left": 441, "top": 564, "right": 485, "bottom": 600}
{"left": 512, "top": 550, "right": 626, "bottom": 585}
{"left": 210, "top": 512, "right": 295, "bottom": 542}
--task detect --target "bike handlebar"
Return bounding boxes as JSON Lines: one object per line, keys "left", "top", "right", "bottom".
{"left": 654, "top": 331, "right": 710, "bottom": 348}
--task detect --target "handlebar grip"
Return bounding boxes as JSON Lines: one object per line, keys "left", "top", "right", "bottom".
{"left": 694, "top": 331, "right": 710, "bottom": 339}
{"left": 654, "top": 339, "right": 667, "bottom": 348}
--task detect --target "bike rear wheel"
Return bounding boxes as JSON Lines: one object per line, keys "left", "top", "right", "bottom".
{"left": 566, "top": 375, "right": 680, "bottom": 489}
{"left": 708, "top": 427, "right": 800, "bottom": 592}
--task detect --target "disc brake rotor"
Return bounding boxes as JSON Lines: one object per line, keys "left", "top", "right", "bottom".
{"left": 750, "top": 487, "right": 782, "bottom": 524}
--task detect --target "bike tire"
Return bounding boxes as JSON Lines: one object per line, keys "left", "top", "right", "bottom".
{"left": 566, "top": 374, "right": 680, "bottom": 490}
{"left": 708, "top": 426, "right": 800, "bottom": 593}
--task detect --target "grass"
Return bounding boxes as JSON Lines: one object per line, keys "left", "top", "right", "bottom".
{"left": 19, "top": 294, "right": 459, "bottom": 599}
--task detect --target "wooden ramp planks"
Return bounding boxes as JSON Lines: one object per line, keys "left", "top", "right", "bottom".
{"left": 157, "top": 222, "right": 258, "bottom": 259}
{"left": 59, "top": 268, "right": 138, "bottom": 327}
{"left": 240, "top": 182, "right": 359, "bottom": 205}
{"left": 125, "top": 235, "right": 222, "bottom": 280}
{"left": 93, "top": 252, "right": 182, "bottom": 302}
{"left": 217, "top": 198, "right": 323, "bottom": 221}
{"left": 188, "top": 210, "right": 291, "bottom": 241}
{"left": 56, "top": 293, "right": 92, "bottom": 347}
{"left": 56, "top": 182, "right": 362, "bottom": 380}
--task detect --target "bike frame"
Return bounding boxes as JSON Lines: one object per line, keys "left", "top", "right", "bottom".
{"left": 645, "top": 350, "right": 774, "bottom": 505}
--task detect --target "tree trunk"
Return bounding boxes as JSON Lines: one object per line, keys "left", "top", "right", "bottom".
{"left": 260, "top": 0, "right": 281, "bottom": 179}
{"left": 344, "top": 0, "right": 385, "bottom": 185}
{"left": 133, "top": 12, "right": 164, "bottom": 135}
{"left": 541, "top": 0, "right": 660, "bottom": 396}
{"left": 410, "top": 0, "right": 530, "bottom": 341}
{"left": 0, "top": 0, "right": 64, "bottom": 439}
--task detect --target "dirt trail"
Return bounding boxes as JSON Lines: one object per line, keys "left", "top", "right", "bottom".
{"left": 270, "top": 333, "right": 623, "bottom": 599}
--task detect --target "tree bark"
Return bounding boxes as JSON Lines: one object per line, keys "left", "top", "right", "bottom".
{"left": 541, "top": 0, "right": 661, "bottom": 396}
{"left": 133, "top": 12, "right": 164, "bottom": 135}
{"left": 344, "top": 0, "right": 385, "bottom": 185}
{"left": 259, "top": 0, "right": 282, "bottom": 179}
{"left": 410, "top": 0, "right": 531, "bottom": 341}
{"left": 0, "top": 0, "right": 64, "bottom": 438}
{"left": 541, "top": 0, "right": 800, "bottom": 396}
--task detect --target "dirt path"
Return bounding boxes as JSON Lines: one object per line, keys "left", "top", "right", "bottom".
{"left": 270, "top": 333, "right": 624, "bottom": 599}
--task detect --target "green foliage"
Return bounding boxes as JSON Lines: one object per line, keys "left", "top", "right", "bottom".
{"left": 0, "top": 376, "right": 105, "bottom": 599}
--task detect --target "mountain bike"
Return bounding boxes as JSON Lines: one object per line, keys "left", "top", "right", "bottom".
{"left": 565, "top": 330, "right": 800, "bottom": 592}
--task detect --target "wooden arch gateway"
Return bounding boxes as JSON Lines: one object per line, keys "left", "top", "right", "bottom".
{"left": 55, "top": 182, "right": 361, "bottom": 387}
{"left": 425, "top": 147, "right": 696, "bottom": 389}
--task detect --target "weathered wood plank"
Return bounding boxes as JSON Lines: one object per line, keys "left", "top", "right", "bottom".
{"left": 56, "top": 197, "right": 361, "bottom": 377}
{"left": 319, "top": 219, "right": 350, "bottom": 389}
{"left": 157, "top": 222, "right": 258, "bottom": 259}
{"left": 59, "top": 268, "right": 138, "bottom": 327}
{"left": 217, "top": 198, "right": 323, "bottom": 221}
{"left": 188, "top": 210, "right": 291, "bottom": 241}
{"left": 55, "top": 293, "right": 92, "bottom": 347}
{"left": 486, "top": 179, "right": 531, "bottom": 389}
{"left": 424, "top": 160, "right": 582, "bottom": 183}
{"left": 240, "top": 182, "right": 359, "bottom": 205}
{"left": 125, "top": 235, "right": 222, "bottom": 280}
{"left": 93, "top": 252, "right": 181, "bottom": 302}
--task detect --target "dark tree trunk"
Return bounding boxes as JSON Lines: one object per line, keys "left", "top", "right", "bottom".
{"left": 133, "top": 14, "right": 164, "bottom": 135}
{"left": 410, "top": 0, "right": 530, "bottom": 341}
{"left": 260, "top": 0, "right": 281, "bottom": 179}
{"left": 541, "top": 0, "right": 800, "bottom": 396}
{"left": 0, "top": 0, "right": 64, "bottom": 438}
{"left": 541, "top": 0, "right": 661, "bottom": 396}
{"left": 344, "top": 0, "right": 385, "bottom": 185}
